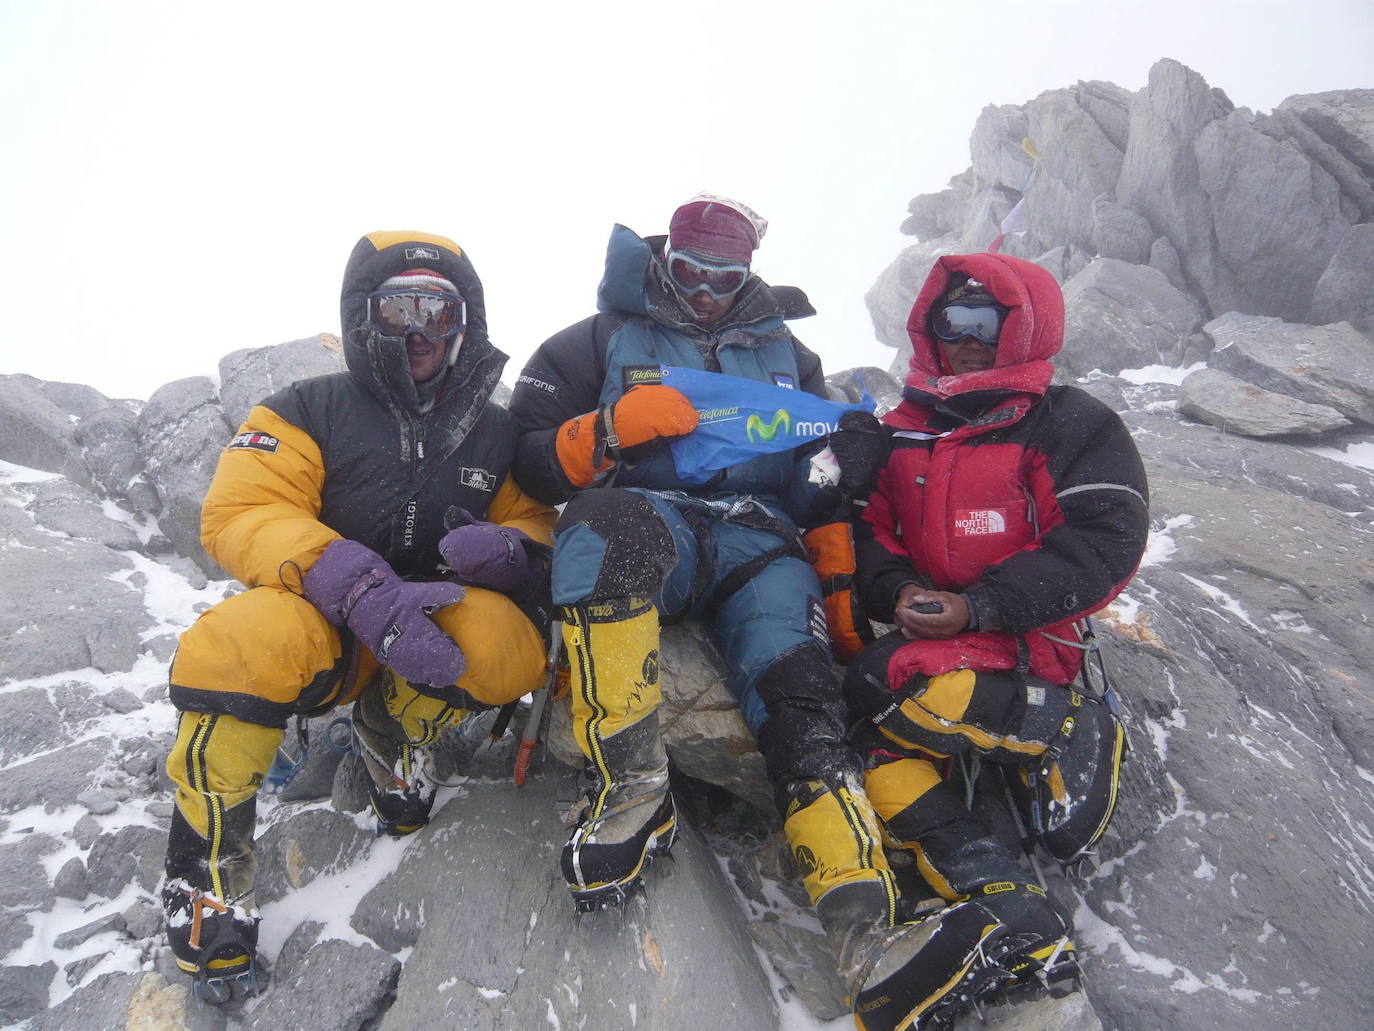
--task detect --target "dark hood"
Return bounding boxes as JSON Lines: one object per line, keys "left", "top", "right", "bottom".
{"left": 340, "top": 231, "right": 505, "bottom": 417}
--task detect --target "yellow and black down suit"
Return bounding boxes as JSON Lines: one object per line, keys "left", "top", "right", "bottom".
{"left": 164, "top": 232, "right": 555, "bottom": 914}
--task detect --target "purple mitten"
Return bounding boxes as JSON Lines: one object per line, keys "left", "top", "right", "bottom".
{"left": 303, "top": 539, "right": 466, "bottom": 687}
{"left": 438, "top": 517, "right": 534, "bottom": 595}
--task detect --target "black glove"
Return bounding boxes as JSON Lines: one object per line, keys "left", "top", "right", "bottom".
{"left": 828, "top": 410, "right": 890, "bottom": 494}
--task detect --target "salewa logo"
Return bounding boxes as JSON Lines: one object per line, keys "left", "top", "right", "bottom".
{"left": 227, "top": 431, "right": 280, "bottom": 454}
{"left": 953, "top": 508, "right": 1008, "bottom": 536}
{"left": 746, "top": 409, "right": 791, "bottom": 443}
{"left": 405, "top": 247, "right": 441, "bottom": 261}
{"left": 460, "top": 467, "right": 497, "bottom": 491}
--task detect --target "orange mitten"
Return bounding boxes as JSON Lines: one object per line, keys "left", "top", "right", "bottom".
{"left": 554, "top": 386, "right": 699, "bottom": 487}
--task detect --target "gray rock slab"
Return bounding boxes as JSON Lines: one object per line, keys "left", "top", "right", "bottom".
{"left": 865, "top": 233, "right": 961, "bottom": 365}
{"left": 217, "top": 334, "right": 345, "bottom": 430}
{"left": 968, "top": 991, "right": 1101, "bottom": 1031}
{"left": 1178, "top": 367, "right": 1351, "bottom": 437}
{"left": 52, "top": 912, "right": 127, "bottom": 950}
{"left": 1194, "top": 108, "right": 1350, "bottom": 322}
{"left": 76, "top": 789, "right": 120, "bottom": 815}
{"left": 1206, "top": 311, "right": 1374, "bottom": 425}
{"left": 1278, "top": 89, "right": 1374, "bottom": 181}
{"left": 27, "top": 969, "right": 143, "bottom": 1031}
{"left": 0, "top": 686, "right": 64, "bottom": 765}
{"left": 86, "top": 824, "right": 165, "bottom": 897}
{"left": 1092, "top": 196, "right": 1154, "bottom": 265}
{"left": 748, "top": 915, "right": 847, "bottom": 1019}
{"left": 73, "top": 401, "right": 148, "bottom": 511}
{"left": 0, "top": 962, "right": 56, "bottom": 1023}
{"left": 254, "top": 806, "right": 374, "bottom": 904}
{"left": 1022, "top": 88, "right": 1125, "bottom": 254}
{"left": 24, "top": 478, "right": 142, "bottom": 551}
{"left": 136, "top": 375, "right": 232, "bottom": 577}
{"left": 825, "top": 365, "right": 903, "bottom": 416}
{"left": 366, "top": 770, "right": 779, "bottom": 1030}
{"left": 0, "top": 737, "right": 114, "bottom": 815}
{"left": 1116, "top": 59, "right": 1238, "bottom": 319}
{"left": 0, "top": 374, "right": 93, "bottom": 487}
{"left": 0, "top": 504, "right": 148, "bottom": 680}
{"left": 248, "top": 938, "right": 398, "bottom": 1031}
{"left": 99, "top": 686, "right": 144, "bottom": 713}
{"left": 121, "top": 897, "right": 163, "bottom": 940}
{"left": 970, "top": 103, "right": 1033, "bottom": 191}
{"left": 0, "top": 909, "right": 34, "bottom": 953}
{"left": 1308, "top": 222, "right": 1374, "bottom": 335}
{"left": 0, "top": 835, "right": 59, "bottom": 908}
{"left": 1061, "top": 258, "right": 1207, "bottom": 376}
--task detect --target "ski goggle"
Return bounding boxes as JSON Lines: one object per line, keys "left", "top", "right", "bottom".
{"left": 930, "top": 303, "right": 1007, "bottom": 346}
{"left": 666, "top": 249, "right": 750, "bottom": 300}
{"left": 367, "top": 289, "right": 466, "bottom": 343}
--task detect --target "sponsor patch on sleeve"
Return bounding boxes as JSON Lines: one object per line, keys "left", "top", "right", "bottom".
{"left": 622, "top": 365, "right": 664, "bottom": 391}
{"left": 770, "top": 372, "right": 797, "bottom": 389}
{"left": 227, "top": 431, "right": 281, "bottom": 454}
{"left": 460, "top": 467, "right": 498, "bottom": 491}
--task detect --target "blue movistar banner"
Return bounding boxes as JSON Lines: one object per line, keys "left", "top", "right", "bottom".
{"left": 660, "top": 365, "right": 874, "bottom": 484}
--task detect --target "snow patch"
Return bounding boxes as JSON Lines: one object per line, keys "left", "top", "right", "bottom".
{"left": 1178, "top": 574, "right": 1261, "bottom": 631}
{"left": 1306, "top": 439, "right": 1374, "bottom": 472}
{"left": 1118, "top": 362, "right": 1205, "bottom": 386}
{"left": 0, "top": 459, "right": 64, "bottom": 484}
{"left": 1141, "top": 514, "right": 1193, "bottom": 568}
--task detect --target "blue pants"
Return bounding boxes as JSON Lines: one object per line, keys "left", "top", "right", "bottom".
{"left": 551, "top": 488, "right": 827, "bottom": 734}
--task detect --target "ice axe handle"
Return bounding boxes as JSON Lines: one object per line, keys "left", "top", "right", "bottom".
{"left": 513, "top": 686, "right": 550, "bottom": 787}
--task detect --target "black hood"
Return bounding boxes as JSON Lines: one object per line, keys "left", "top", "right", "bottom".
{"left": 340, "top": 231, "right": 504, "bottom": 416}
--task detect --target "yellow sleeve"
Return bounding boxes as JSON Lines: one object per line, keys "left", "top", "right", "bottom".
{"left": 486, "top": 473, "right": 556, "bottom": 546}
{"left": 199, "top": 405, "right": 340, "bottom": 589}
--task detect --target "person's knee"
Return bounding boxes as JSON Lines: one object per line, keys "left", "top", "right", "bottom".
{"left": 553, "top": 489, "right": 676, "bottom": 602}
{"left": 431, "top": 588, "right": 550, "bottom": 707}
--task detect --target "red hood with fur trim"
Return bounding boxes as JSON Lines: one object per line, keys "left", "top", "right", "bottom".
{"left": 899, "top": 252, "right": 1064, "bottom": 406}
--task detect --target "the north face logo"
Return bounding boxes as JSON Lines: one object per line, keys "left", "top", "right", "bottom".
{"left": 953, "top": 508, "right": 1008, "bottom": 535}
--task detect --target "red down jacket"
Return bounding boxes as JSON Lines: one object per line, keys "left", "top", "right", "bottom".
{"left": 855, "top": 252, "right": 1150, "bottom": 688}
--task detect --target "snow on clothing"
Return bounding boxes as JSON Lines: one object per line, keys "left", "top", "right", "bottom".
{"left": 509, "top": 224, "right": 833, "bottom": 730}
{"left": 167, "top": 233, "right": 555, "bottom": 844}
{"left": 510, "top": 223, "right": 895, "bottom": 916}
{"left": 856, "top": 251, "right": 1150, "bottom": 692}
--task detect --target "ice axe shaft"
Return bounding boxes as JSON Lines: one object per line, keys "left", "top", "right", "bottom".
{"left": 514, "top": 627, "right": 561, "bottom": 786}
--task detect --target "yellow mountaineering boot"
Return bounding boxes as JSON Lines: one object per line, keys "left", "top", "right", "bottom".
{"left": 560, "top": 597, "right": 677, "bottom": 910}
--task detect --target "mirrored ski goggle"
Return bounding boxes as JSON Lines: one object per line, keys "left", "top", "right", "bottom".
{"left": 666, "top": 249, "right": 750, "bottom": 299}
{"left": 367, "top": 289, "right": 466, "bottom": 343}
{"left": 930, "top": 303, "right": 1007, "bottom": 346}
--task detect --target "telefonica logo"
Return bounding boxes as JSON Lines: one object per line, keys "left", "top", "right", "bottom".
{"left": 746, "top": 409, "right": 791, "bottom": 442}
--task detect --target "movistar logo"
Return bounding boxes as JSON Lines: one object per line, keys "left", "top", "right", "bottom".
{"left": 746, "top": 409, "right": 791, "bottom": 443}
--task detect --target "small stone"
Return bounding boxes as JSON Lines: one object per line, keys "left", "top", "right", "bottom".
{"left": 121, "top": 898, "right": 163, "bottom": 940}
{"left": 0, "top": 962, "right": 55, "bottom": 1023}
{"left": 100, "top": 687, "right": 143, "bottom": 714}
{"left": 76, "top": 790, "right": 119, "bottom": 816}
{"left": 53, "top": 857, "right": 89, "bottom": 900}
{"left": 53, "top": 913, "right": 127, "bottom": 950}
{"left": 64, "top": 952, "right": 111, "bottom": 987}
{"left": 73, "top": 815, "right": 102, "bottom": 850}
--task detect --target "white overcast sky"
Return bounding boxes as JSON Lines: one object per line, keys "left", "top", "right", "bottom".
{"left": 1, "top": 0, "right": 1371, "bottom": 401}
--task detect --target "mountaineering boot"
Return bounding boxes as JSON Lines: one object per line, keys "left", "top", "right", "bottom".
{"left": 163, "top": 712, "right": 276, "bottom": 1000}
{"left": 970, "top": 882, "right": 1079, "bottom": 998}
{"left": 782, "top": 774, "right": 1008, "bottom": 1029}
{"left": 162, "top": 878, "right": 261, "bottom": 1002}
{"left": 1004, "top": 686, "right": 1127, "bottom": 865}
{"left": 785, "top": 775, "right": 1022, "bottom": 1031}
{"left": 560, "top": 597, "right": 676, "bottom": 909}
{"left": 817, "top": 880, "right": 1013, "bottom": 1031}
{"left": 352, "top": 683, "right": 437, "bottom": 836}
